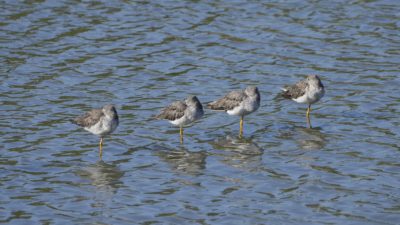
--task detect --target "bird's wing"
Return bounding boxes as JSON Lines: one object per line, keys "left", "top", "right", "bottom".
{"left": 208, "top": 90, "right": 246, "bottom": 111}
{"left": 72, "top": 108, "right": 104, "bottom": 127}
{"left": 281, "top": 79, "right": 308, "bottom": 99}
{"left": 156, "top": 100, "right": 187, "bottom": 121}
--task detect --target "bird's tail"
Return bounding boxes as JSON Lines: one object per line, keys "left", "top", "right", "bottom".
{"left": 151, "top": 113, "right": 162, "bottom": 120}
{"left": 279, "top": 87, "right": 292, "bottom": 99}
{"left": 70, "top": 118, "right": 78, "bottom": 125}
{"left": 206, "top": 101, "right": 225, "bottom": 111}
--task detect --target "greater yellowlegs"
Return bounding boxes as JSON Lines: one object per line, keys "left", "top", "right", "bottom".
{"left": 156, "top": 95, "right": 204, "bottom": 144}
{"left": 72, "top": 104, "right": 119, "bottom": 159}
{"left": 281, "top": 75, "right": 325, "bottom": 127}
{"left": 208, "top": 86, "right": 260, "bottom": 137}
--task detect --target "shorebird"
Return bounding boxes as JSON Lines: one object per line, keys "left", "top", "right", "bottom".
{"left": 156, "top": 95, "right": 204, "bottom": 144}
{"left": 72, "top": 104, "right": 119, "bottom": 159}
{"left": 208, "top": 86, "right": 260, "bottom": 137}
{"left": 281, "top": 75, "right": 325, "bottom": 127}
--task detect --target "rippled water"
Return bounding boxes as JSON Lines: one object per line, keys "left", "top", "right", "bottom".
{"left": 1, "top": 0, "right": 400, "bottom": 224}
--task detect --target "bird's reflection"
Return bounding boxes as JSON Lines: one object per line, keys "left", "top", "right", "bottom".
{"left": 210, "top": 135, "right": 264, "bottom": 169}
{"left": 295, "top": 127, "right": 327, "bottom": 150}
{"left": 275, "top": 125, "right": 327, "bottom": 151}
{"left": 153, "top": 145, "right": 207, "bottom": 176}
{"left": 76, "top": 160, "right": 124, "bottom": 193}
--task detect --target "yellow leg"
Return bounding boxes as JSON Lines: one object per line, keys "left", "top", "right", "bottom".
{"left": 99, "top": 137, "right": 103, "bottom": 159}
{"left": 239, "top": 115, "right": 244, "bottom": 138}
{"left": 179, "top": 126, "right": 183, "bottom": 144}
{"left": 306, "top": 104, "right": 312, "bottom": 128}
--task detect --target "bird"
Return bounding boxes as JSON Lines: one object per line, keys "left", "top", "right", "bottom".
{"left": 72, "top": 104, "right": 119, "bottom": 159}
{"left": 281, "top": 74, "right": 325, "bottom": 127}
{"left": 208, "top": 86, "right": 260, "bottom": 137}
{"left": 156, "top": 95, "right": 204, "bottom": 144}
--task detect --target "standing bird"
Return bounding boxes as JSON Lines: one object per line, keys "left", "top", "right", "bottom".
{"left": 208, "top": 86, "right": 260, "bottom": 138}
{"left": 156, "top": 95, "right": 204, "bottom": 144}
{"left": 72, "top": 104, "right": 119, "bottom": 159}
{"left": 281, "top": 75, "right": 325, "bottom": 127}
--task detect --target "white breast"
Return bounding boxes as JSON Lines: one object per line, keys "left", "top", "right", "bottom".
{"left": 293, "top": 87, "right": 324, "bottom": 104}
{"left": 85, "top": 116, "right": 118, "bottom": 137}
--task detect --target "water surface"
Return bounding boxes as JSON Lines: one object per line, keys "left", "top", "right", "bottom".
{"left": 1, "top": 0, "right": 400, "bottom": 224}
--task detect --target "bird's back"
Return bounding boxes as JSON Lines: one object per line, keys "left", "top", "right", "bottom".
{"left": 156, "top": 101, "right": 187, "bottom": 121}
{"left": 72, "top": 108, "right": 104, "bottom": 128}
{"left": 281, "top": 80, "right": 308, "bottom": 100}
{"left": 208, "top": 90, "right": 246, "bottom": 111}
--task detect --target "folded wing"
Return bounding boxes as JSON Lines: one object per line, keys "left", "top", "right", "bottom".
{"left": 281, "top": 80, "right": 308, "bottom": 100}
{"left": 72, "top": 108, "right": 104, "bottom": 128}
{"left": 208, "top": 90, "right": 246, "bottom": 111}
{"left": 156, "top": 101, "right": 187, "bottom": 121}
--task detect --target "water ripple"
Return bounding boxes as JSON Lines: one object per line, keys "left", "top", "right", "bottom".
{"left": 1, "top": 0, "right": 400, "bottom": 224}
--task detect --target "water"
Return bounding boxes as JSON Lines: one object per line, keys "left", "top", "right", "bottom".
{"left": 1, "top": 0, "right": 400, "bottom": 224}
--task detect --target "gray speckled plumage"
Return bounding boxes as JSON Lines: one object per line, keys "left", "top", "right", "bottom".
{"left": 156, "top": 101, "right": 187, "bottom": 121}
{"left": 281, "top": 79, "right": 308, "bottom": 100}
{"left": 281, "top": 75, "right": 325, "bottom": 105}
{"left": 207, "top": 90, "right": 246, "bottom": 111}
{"left": 208, "top": 86, "right": 260, "bottom": 137}
{"left": 72, "top": 104, "right": 119, "bottom": 137}
{"left": 208, "top": 86, "right": 260, "bottom": 116}
{"left": 156, "top": 95, "right": 204, "bottom": 126}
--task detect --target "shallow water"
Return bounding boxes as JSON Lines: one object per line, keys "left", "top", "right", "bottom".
{"left": 1, "top": 0, "right": 400, "bottom": 224}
